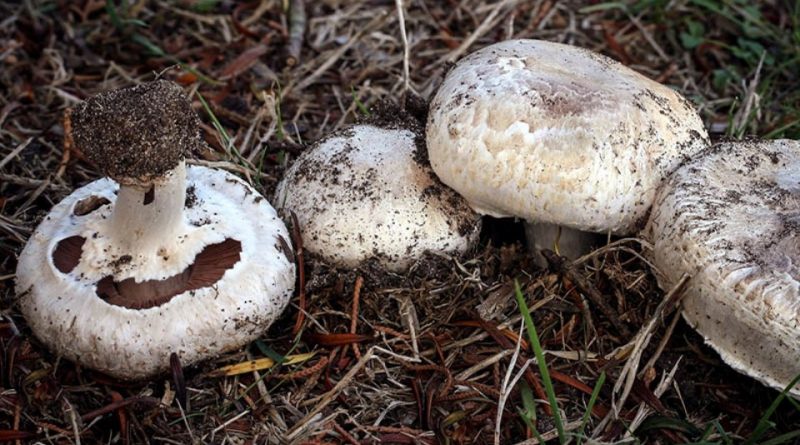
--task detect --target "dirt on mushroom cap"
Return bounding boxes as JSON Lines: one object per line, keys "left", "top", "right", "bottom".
{"left": 644, "top": 139, "right": 800, "bottom": 396}
{"left": 275, "top": 108, "right": 481, "bottom": 270}
{"left": 69, "top": 80, "right": 202, "bottom": 181}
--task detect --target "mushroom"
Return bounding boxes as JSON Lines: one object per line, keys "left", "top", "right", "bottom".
{"left": 644, "top": 139, "right": 800, "bottom": 397}
{"left": 426, "top": 39, "right": 709, "bottom": 264}
{"left": 15, "top": 80, "right": 296, "bottom": 380}
{"left": 274, "top": 117, "right": 481, "bottom": 271}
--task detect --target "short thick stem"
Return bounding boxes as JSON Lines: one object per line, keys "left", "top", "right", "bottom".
{"left": 109, "top": 161, "right": 186, "bottom": 257}
{"left": 524, "top": 222, "right": 602, "bottom": 267}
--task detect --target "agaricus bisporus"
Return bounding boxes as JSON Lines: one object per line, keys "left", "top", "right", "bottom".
{"left": 426, "top": 39, "right": 709, "bottom": 264}
{"left": 274, "top": 115, "right": 481, "bottom": 272}
{"left": 644, "top": 139, "right": 800, "bottom": 397}
{"left": 15, "top": 80, "right": 296, "bottom": 380}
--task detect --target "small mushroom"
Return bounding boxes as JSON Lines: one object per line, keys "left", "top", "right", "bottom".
{"left": 644, "top": 139, "right": 800, "bottom": 396}
{"left": 426, "top": 39, "right": 709, "bottom": 263}
{"left": 15, "top": 80, "right": 295, "bottom": 380}
{"left": 274, "top": 119, "right": 481, "bottom": 271}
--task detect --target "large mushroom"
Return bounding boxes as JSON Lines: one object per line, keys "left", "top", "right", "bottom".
{"left": 426, "top": 39, "right": 709, "bottom": 263}
{"left": 275, "top": 114, "right": 481, "bottom": 272}
{"left": 15, "top": 80, "right": 296, "bottom": 380}
{"left": 644, "top": 139, "right": 800, "bottom": 397}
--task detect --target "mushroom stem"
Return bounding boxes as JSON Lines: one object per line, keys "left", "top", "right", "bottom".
{"left": 524, "top": 222, "right": 602, "bottom": 267}
{"left": 109, "top": 161, "right": 186, "bottom": 256}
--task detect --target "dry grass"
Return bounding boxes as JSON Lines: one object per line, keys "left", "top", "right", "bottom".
{"left": 1, "top": 1, "right": 799, "bottom": 443}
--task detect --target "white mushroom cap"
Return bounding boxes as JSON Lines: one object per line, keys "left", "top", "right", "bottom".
{"left": 427, "top": 39, "right": 709, "bottom": 235}
{"left": 644, "top": 139, "right": 800, "bottom": 397}
{"left": 16, "top": 81, "right": 295, "bottom": 380}
{"left": 16, "top": 165, "right": 295, "bottom": 380}
{"left": 274, "top": 123, "right": 481, "bottom": 271}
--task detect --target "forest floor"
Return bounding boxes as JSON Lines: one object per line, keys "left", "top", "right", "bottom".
{"left": 1, "top": 0, "right": 799, "bottom": 444}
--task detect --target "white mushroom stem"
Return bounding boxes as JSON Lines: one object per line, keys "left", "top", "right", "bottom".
{"left": 109, "top": 161, "right": 186, "bottom": 256}
{"left": 524, "top": 222, "right": 601, "bottom": 267}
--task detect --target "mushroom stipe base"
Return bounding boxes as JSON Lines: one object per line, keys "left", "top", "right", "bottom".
{"left": 15, "top": 165, "right": 296, "bottom": 380}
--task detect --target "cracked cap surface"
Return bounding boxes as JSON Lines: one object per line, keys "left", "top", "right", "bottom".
{"left": 426, "top": 39, "right": 710, "bottom": 234}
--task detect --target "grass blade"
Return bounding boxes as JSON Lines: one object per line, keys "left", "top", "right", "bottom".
{"left": 576, "top": 371, "right": 605, "bottom": 444}
{"left": 518, "top": 380, "right": 546, "bottom": 444}
{"left": 757, "top": 429, "right": 800, "bottom": 445}
{"left": 744, "top": 373, "right": 800, "bottom": 445}
{"left": 514, "top": 279, "right": 565, "bottom": 444}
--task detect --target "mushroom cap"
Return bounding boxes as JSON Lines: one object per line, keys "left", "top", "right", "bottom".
{"left": 644, "top": 139, "right": 800, "bottom": 397}
{"left": 68, "top": 80, "right": 201, "bottom": 182}
{"left": 427, "top": 39, "right": 709, "bottom": 234}
{"left": 274, "top": 123, "right": 481, "bottom": 271}
{"left": 15, "top": 166, "right": 295, "bottom": 380}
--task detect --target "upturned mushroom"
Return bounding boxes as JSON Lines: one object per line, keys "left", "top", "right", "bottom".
{"left": 644, "top": 139, "right": 800, "bottom": 397}
{"left": 426, "top": 39, "right": 709, "bottom": 264}
{"left": 15, "top": 80, "right": 296, "bottom": 380}
{"left": 274, "top": 116, "right": 481, "bottom": 271}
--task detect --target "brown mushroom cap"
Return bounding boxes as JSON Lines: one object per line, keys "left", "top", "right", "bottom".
{"left": 69, "top": 80, "right": 201, "bottom": 181}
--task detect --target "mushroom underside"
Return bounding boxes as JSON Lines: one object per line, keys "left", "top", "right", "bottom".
{"left": 645, "top": 139, "right": 800, "bottom": 397}
{"left": 16, "top": 165, "right": 296, "bottom": 380}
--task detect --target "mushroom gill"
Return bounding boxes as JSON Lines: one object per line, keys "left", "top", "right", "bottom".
{"left": 96, "top": 238, "right": 242, "bottom": 309}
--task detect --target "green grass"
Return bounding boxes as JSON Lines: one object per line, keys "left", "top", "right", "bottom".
{"left": 517, "top": 380, "right": 547, "bottom": 443}
{"left": 514, "top": 276, "right": 800, "bottom": 444}
{"left": 514, "top": 279, "right": 566, "bottom": 444}
{"left": 581, "top": 0, "right": 800, "bottom": 139}
{"left": 105, "top": 0, "right": 220, "bottom": 85}
{"left": 576, "top": 371, "right": 605, "bottom": 444}
{"left": 195, "top": 92, "right": 255, "bottom": 173}
{"left": 351, "top": 86, "right": 371, "bottom": 116}
{"left": 742, "top": 374, "right": 800, "bottom": 445}
{"left": 635, "top": 374, "right": 800, "bottom": 444}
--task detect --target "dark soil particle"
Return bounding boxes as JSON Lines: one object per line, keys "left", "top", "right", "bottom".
{"left": 184, "top": 185, "right": 198, "bottom": 209}
{"left": 360, "top": 96, "right": 428, "bottom": 166}
{"left": 69, "top": 80, "right": 202, "bottom": 180}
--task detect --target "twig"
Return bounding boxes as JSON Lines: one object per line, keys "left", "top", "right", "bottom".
{"left": 543, "top": 249, "right": 631, "bottom": 337}
{"left": 395, "top": 0, "right": 410, "bottom": 95}
{"left": 208, "top": 409, "right": 251, "bottom": 437}
{"left": 495, "top": 320, "right": 529, "bottom": 445}
{"left": 455, "top": 349, "right": 514, "bottom": 381}
{"left": 286, "top": 0, "right": 306, "bottom": 66}
{"left": 332, "top": 421, "right": 360, "bottom": 445}
{"left": 0, "top": 137, "right": 32, "bottom": 170}
{"left": 512, "top": 419, "right": 584, "bottom": 445}
{"left": 623, "top": 358, "right": 682, "bottom": 440}
{"left": 0, "top": 173, "right": 68, "bottom": 189}
{"left": 399, "top": 295, "right": 421, "bottom": 361}
{"left": 80, "top": 397, "right": 161, "bottom": 422}
{"left": 286, "top": 347, "right": 376, "bottom": 440}
{"left": 349, "top": 276, "right": 364, "bottom": 360}
{"left": 272, "top": 356, "right": 329, "bottom": 380}
{"left": 641, "top": 310, "right": 681, "bottom": 375}
{"left": 283, "top": 10, "right": 390, "bottom": 97}
{"left": 439, "top": 0, "right": 518, "bottom": 65}
{"left": 13, "top": 397, "right": 22, "bottom": 445}
{"left": 732, "top": 51, "right": 766, "bottom": 137}
{"left": 595, "top": 274, "right": 689, "bottom": 433}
